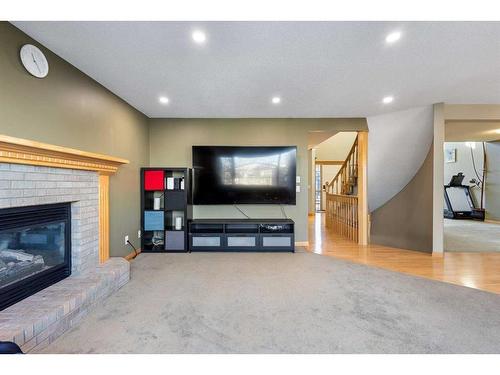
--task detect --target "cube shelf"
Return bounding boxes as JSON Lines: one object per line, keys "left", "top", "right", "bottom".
{"left": 140, "top": 167, "right": 192, "bottom": 253}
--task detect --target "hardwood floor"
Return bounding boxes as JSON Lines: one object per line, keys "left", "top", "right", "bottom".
{"left": 306, "top": 213, "right": 500, "bottom": 294}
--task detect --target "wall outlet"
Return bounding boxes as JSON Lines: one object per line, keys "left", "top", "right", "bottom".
{"left": 137, "top": 230, "right": 141, "bottom": 239}
{"left": 124, "top": 235, "right": 129, "bottom": 245}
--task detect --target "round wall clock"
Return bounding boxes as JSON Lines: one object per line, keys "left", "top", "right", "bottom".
{"left": 20, "top": 44, "right": 49, "bottom": 78}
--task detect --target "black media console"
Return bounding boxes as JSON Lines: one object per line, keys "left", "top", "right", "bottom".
{"left": 188, "top": 219, "right": 295, "bottom": 252}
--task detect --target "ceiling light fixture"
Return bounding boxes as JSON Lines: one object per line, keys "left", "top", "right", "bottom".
{"left": 158, "top": 96, "right": 169, "bottom": 104}
{"left": 271, "top": 96, "right": 281, "bottom": 104}
{"left": 192, "top": 30, "right": 207, "bottom": 44}
{"left": 385, "top": 31, "right": 402, "bottom": 44}
{"left": 382, "top": 96, "right": 394, "bottom": 104}
{"left": 494, "top": 129, "right": 500, "bottom": 134}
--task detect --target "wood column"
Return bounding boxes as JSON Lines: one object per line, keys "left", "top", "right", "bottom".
{"left": 98, "top": 174, "right": 110, "bottom": 263}
{"left": 357, "top": 131, "right": 369, "bottom": 245}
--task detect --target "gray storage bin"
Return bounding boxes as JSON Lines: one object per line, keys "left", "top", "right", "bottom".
{"left": 165, "top": 230, "right": 185, "bottom": 250}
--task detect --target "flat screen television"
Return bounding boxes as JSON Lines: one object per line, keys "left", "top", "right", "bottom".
{"left": 192, "top": 146, "right": 297, "bottom": 205}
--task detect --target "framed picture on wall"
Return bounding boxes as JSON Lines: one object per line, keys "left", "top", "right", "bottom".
{"left": 445, "top": 148, "right": 456, "bottom": 163}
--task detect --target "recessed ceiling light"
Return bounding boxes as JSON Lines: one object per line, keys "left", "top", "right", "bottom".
{"left": 385, "top": 31, "right": 402, "bottom": 44}
{"left": 382, "top": 96, "right": 394, "bottom": 104}
{"left": 192, "top": 30, "right": 207, "bottom": 44}
{"left": 271, "top": 96, "right": 281, "bottom": 104}
{"left": 494, "top": 129, "right": 500, "bottom": 134}
{"left": 158, "top": 96, "right": 169, "bottom": 104}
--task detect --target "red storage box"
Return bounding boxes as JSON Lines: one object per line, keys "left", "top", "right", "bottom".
{"left": 144, "top": 170, "right": 164, "bottom": 191}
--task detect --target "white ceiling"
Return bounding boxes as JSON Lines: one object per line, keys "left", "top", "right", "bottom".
{"left": 12, "top": 21, "right": 500, "bottom": 118}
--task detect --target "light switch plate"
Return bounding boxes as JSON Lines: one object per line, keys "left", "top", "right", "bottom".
{"left": 296, "top": 176, "right": 301, "bottom": 183}
{"left": 296, "top": 185, "right": 301, "bottom": 193}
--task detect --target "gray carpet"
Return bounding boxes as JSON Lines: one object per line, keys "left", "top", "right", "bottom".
{"left": 444, "top": 219, "right": 500, "bottom": 252}
{"left": 41, "top": 252, "right": 500, "bottom": 354}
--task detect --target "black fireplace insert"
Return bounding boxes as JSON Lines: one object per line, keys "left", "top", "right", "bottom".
{"left": 0, "top": 203, "right": 71, "bottom": 311}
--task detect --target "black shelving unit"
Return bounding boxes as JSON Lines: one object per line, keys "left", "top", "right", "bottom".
{"left": 140, "top": 167, "right": 192, "bottom": 253}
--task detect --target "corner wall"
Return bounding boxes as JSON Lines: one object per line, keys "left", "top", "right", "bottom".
{"left": 0, "top": 22, "right": 149, "bottom": 257}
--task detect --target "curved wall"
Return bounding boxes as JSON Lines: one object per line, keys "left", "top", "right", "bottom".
{"left": 370, "top": 145, "right": 434, "bottom": 252}
{"left": 367, "top": 106, "right": 434, "bottom": 212}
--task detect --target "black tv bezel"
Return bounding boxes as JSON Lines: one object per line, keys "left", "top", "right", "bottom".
{"left": 192, "top": 145, "right": 297, "bottom": 205}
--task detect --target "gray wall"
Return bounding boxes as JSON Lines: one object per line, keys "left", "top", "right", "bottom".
{"left": 486, "top": 141, "right": 500, "bottom": 220}
{"left": 0, "top": 22, "right": 149, "bottom": 257}
{"left": 370, "top": 145, "right": 434, "bottom": 252}
{"left": 149, "top": 118, "right": 367, "bottom": 243}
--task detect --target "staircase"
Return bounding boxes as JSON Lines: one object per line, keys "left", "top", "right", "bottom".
{"left": 324, "top": 135, "right": 359, "bottom": 242}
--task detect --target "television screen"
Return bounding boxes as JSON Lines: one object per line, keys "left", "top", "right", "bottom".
{"left": 192, "top": 146, "right": 297, "bottom": 205}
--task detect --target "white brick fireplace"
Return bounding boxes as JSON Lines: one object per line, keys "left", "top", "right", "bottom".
{"left": 0, "top": 135, "right": 130, "bottom": 352}
{"left": 0, "top": 163, "right": 99, "bottom": 273}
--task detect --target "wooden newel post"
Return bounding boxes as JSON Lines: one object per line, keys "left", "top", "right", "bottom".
{"left": 357, "top": 131, "right": 369, "bottom": 245}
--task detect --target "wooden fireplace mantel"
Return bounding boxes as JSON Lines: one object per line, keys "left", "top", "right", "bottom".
{"left": 0, "top": 134, "right": 130, "bottom": 263}
{"left": 0, "top": 134, "right": 129, "bottom": 175}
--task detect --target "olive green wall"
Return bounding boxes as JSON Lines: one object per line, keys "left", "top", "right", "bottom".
{"left": 0, "top": 22, "right": 149, "bottom": 257}
{"left": 149, "top": 118, "right": 367, "bottom": 242}
{"left": 0, "top": 21, "right": 368, "bottom": 250}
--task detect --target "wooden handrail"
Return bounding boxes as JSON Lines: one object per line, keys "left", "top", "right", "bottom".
{"left": 325, "top": 135, "right": 358, "bottom": 195}
{"left": 323, "top": 134, "right": 360, "bottom": 242}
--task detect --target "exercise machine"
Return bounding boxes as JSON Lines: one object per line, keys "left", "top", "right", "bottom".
{"left": 444, "top": 173, "right": 485, "bottom": 220}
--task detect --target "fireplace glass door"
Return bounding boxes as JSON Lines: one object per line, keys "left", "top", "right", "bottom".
{"left": 0, "top": 203, "right": 71, "bottom": 310}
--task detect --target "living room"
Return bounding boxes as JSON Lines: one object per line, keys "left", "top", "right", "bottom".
{"left": 1, "top": 1, "right": 500, "bottom": 373}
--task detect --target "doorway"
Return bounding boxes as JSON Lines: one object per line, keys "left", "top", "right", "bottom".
{"left": 308, "top": 131, "right": 368, "bottom": 245}
{"left": 442, "top": 124, "right": 500, "bottom": 252}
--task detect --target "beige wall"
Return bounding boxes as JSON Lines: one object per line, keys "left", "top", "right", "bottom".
{"left": 0, "top": 22, "right": 149, "bottom": 257}
{"left": 149, "top": 118, "right": 367, "bottom": 242}
{"left": 314, "top": 132, "right": 357, "bottom": 161}
{"left": 445, "top": 121, "right": 500, "bottom": 142}
{"left": 370, "top": 145, "right": 434, "bottom": 253}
